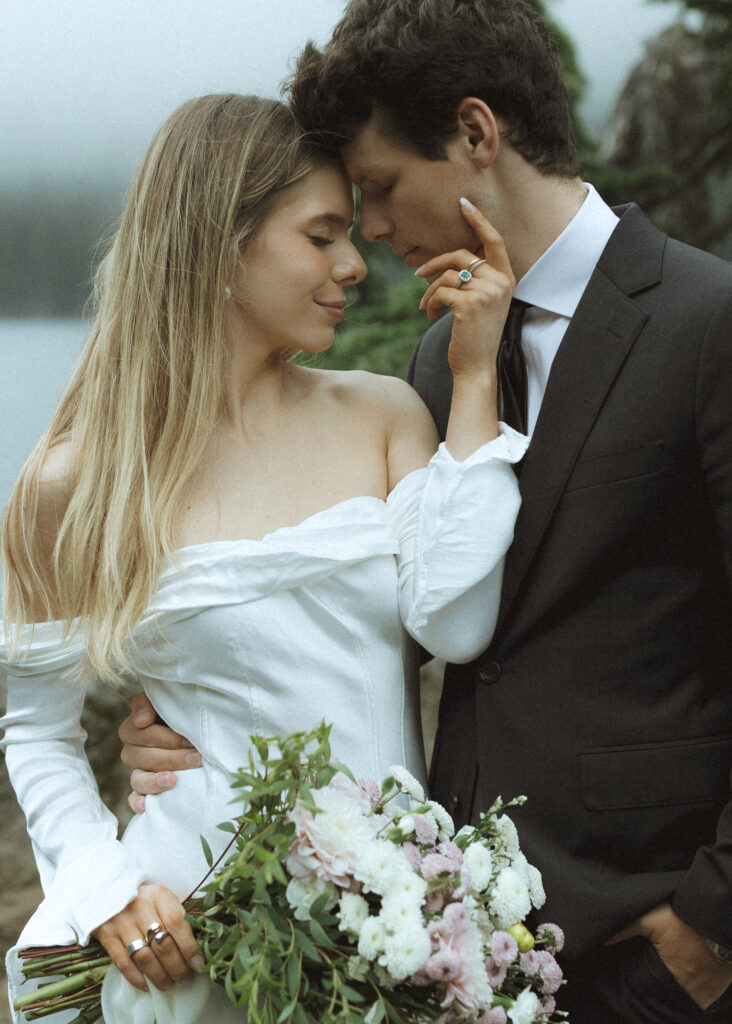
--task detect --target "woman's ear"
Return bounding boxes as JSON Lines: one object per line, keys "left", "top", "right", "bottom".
{"left": 455, "top": 97, "right": 501, "bottom": 169}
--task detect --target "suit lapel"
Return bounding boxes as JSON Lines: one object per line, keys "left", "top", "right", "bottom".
{"left": 494, "top": 205, "right": 665, "bottom": 636}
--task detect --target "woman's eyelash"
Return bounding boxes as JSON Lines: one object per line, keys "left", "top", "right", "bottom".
{"left": 309, "top": 235, "right": 333, "bottom": 246}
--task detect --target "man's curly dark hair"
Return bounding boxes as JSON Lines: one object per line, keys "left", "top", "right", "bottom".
{"left": 287, "top": 0, "right": 581, "bottom": 178}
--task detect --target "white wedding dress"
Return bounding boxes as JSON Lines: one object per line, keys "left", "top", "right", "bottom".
{"left": 1, "top": 431, "right": 527, "bottom": 1024}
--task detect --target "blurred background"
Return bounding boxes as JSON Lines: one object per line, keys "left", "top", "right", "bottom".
{"left": 1, "top": 0, "right": 731, "bottom": 1018}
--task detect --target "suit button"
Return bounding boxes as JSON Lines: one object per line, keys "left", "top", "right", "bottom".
{"left": 479, "top": 661, "right": 502, "bottom": 685}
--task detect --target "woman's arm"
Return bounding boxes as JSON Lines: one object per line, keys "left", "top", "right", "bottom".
{"left": 1, "top": 457, "right": 198, "bottom": 991}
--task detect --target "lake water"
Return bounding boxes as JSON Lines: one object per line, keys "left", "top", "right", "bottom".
{"left": 0, "top": 319, "right": 87, "bottom": 507}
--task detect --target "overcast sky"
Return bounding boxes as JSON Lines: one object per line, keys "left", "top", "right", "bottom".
{"left": 1, "top": 0, "right": 682, "bottom": 189}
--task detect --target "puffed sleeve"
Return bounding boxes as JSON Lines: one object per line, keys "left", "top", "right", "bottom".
{"left": 386, "top": 424, "right": 528, "bottom": 663}
{"left": 0, "top": 622, "right": 146, "bottom": 948}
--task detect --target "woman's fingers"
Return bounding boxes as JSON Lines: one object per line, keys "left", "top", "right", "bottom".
{"left": 458, "top": 197, "right": 514, "bottom": 278}
{"left": 93, "top": 884, "right": 201, "bottom": 993}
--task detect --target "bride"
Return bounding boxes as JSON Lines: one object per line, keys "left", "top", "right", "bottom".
{"left": 1, "top": 94, "right": 525, "bottom": 1022}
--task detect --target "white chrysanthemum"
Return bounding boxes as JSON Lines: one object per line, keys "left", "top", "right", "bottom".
{"left": 355, "top": 839, "right": 411, "bottom": 894}
{"left": 398, "top": 870, "right": 427, "bottom": 903}
{"left": 396, "top": 814, "right": 415, "bottom": 837}
{"left": 380, "top": 890, "right": 424, "bottom": 932}
{"left": 338, "top": 892, "right": 370, "bottom": 935}
{"left": 381, "top": 924, "right": 431, "bottom": 980}
{"left": 426, "top": 799, "right": 454, "bottom": 840}
{"left": 454, "top": 824, "right": 476, "bottom": 840}
{"left": 387, "top": 765, "right": 426, "bottom": 802}
{"left": 495, "top": 815, "right": 520, "bottom": 859}
{"left": 463, "top": 843, "right": 493, "bottom": 892}
{"left": 489, "top": 866, "right": 532, "bottom": 929}
{"left": 507, "top": 987, "right": 541, "bottom": 1024}
{"left": 526, "top": 863, "right": 546, "bottom": 909}
{"left": 358, "top": 915, "right": 387, "bottom": 960}
{"left": 285, "top": 876, "right": 337, "bottom": 921}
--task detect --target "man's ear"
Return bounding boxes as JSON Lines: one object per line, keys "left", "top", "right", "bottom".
{"left": 455, "top": 98, "right": 501, "bottom": 169}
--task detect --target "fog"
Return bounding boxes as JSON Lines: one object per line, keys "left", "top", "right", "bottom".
{"left": 1, "top": 0, "right": 682, "bottom": 190}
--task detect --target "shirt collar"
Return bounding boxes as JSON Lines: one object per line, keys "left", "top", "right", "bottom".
{"left": 513, "top": 183, "right": 619, "bottom": 318}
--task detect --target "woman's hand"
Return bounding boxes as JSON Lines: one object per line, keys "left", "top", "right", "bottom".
{"left": 416, "top": 197, "right": 515, "bottom": 380}
{"left": 92, "top": 883, "right": 202, "bottom": 992}
{"left": 416, "top": 198, "right": 517, "bottom": 459}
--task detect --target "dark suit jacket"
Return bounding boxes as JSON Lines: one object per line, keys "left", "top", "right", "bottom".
{"left": 407, "top": 204, "right": 732, "bottom": 960}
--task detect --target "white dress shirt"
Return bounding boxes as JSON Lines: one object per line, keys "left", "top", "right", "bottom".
{"left": 513, "top": 183, "right": 619, "bottom": 434}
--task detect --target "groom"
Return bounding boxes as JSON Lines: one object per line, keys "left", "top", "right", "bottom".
{"left": 119, "top": 1, "right": 732, "bottom": 1019}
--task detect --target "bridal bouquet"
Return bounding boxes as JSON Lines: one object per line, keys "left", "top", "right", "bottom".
{"left": 15, "top": 723, "right": 565, "bottom": 1024}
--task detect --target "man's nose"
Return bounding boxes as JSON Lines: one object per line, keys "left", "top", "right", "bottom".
{"left": 359, "top": 203, "right": 392, "bottom": 244}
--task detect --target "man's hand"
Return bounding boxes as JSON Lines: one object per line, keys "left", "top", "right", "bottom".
{"left": 119, "top": 693, "right": 202, "bottom": 814}
{"left": 608, "top": 903, "right": 732, "bottom": 1009}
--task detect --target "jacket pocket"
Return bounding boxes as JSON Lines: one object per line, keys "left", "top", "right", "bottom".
{"left": 565, "top": 440, "right": 668, "bottom": 493}
{"left": 580, "top": 733, "right": 732, "bottom": 810}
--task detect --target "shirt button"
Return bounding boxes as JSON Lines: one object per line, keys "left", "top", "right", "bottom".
{"left": 478, "top": 661, "right": 502, "bottom": 685}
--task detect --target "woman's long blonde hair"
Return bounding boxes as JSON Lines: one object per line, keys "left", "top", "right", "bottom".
{"left": 1, "top": 94, "right": 318, "bottom": 683}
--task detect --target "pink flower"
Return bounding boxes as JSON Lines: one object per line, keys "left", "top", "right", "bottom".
{"left": 422, "top": 853, "right": 460, "bottom": 880}
{"left": 424, "top": 889, "right": 447, "bottom": 915}
{"left": 451, "top": 866, "right": 472, "bottom": 900}
{"left": 424, "top": 948, "right": 462, "bottom": 981}
{"left": 520, "top": 950, "right": 540, "bottom": 975}
{"left": 358, "top": 777, "right": 382, "bottom": 808}
{"left": 490, "top": 931, "right": 519, "bottom": 967}
{"left": 442, "top": 902, "right": 470, "bottom": 935}
{"left": 437, "top": 841, "right": 464, "bottom": 864}
{"left": 402, "top": 841, "right": 422, "bottom": 871}
{"left": 536, "top": 922, "right": 565, "bottom": 953}
{"left": 484, "top": 955, "right": 507, "bottom": 987}
{"left": 287, "top": 784, "right": 375, "bottom": 887}
{"left": 541, "top": 995, "right": 557, "bottom": 1017}
{"left": 537, "top": 950, "right": 563, "bottom": 995}
{"left": 414, "top": 814, "right": 438, "bottom": 845}
{"left": 478, "top": 1009, "right": 507, "bottom": 1024}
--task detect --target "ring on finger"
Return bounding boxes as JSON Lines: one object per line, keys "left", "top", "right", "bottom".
{"left": 152, "top": 929, "right": 169, "bottom": 944}
{"left": 457, "top": 268, "right": 473, "bottom": 288}
{"left": 145, "top": 922, "right": 163, "bottom": 943}
{"left": 466, "top": 257, "right": 487, "bottom": 273}
{"left": 126, "top": 937, "right": 148, "bottom": 957}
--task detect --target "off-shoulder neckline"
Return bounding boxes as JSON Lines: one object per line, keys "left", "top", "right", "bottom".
{"left": 167, "top": 493, "right": 389, "bottom": 558}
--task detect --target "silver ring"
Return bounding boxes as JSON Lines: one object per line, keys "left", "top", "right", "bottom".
{"left": 145, "top": 922, "right": 162, "bottom": 943}
{"left": 126, "top": 937, "right": 148, "bottom": 957}
{"left": 457, "top": 268, "right": 472, "bottom": 288}
{"left": 466, "top": 258, "right": 487, "bottom": 273}
{"left": 153, "top": 929, "right": 169, "bottom": 944}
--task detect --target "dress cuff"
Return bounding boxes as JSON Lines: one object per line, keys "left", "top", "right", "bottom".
{"left": 438, "top": 422, "right": 530, "bottom": 467}
{"left": 18, "top": 839, "right": 146, "bottom": 947}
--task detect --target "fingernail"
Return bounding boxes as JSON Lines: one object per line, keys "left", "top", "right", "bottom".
{"left": 414, "top": 265, "right": 425, "bottom": 276}
{"left": 157, "top": 773, "right": 176, "bottom": 789}
{"left": 185, "top": 752, "right": 203, "bottom": 767}
{"left": 133, "top": 710, "right": 150, "bottom": 726}
{"left": 190, "top": 955, "right": 204, "bottom": 972}
{"left": 133, "top": 796, "right": 146, "bottom": 814}
{"left": 460, "top": 197, "right": 476, "bottom": 212}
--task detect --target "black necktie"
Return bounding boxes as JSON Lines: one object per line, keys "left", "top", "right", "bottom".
{"left": 497, "top": 298, "right": 529, "bottom": 435}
